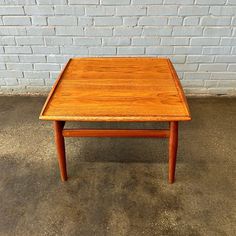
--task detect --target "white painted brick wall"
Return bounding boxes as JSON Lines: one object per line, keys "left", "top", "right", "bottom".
{"left": 0, "top": 1, "right": 235, "bottom": 95}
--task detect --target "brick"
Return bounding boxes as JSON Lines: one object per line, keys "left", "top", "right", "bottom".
{"left": 232, "top": 18, "right": 236, "bottom": 25}
{"left": 201, "top": 16, "right": 231, "bottom": 26}
{"left": 45, "top": 79, "right": 56, "bottom": 86}
{"left": 5, "top": 78, "right": 19, "bottom": 86}
{"left": 183, "top": 17, "right": 199, "bottom": 26}
{"left": 0, "top": 70, "right": 23, "bottom": 78}
{"left": 0, "top": 78, "right": 6, "bottom": 86}
{"left": 32, "top": 17, "right": 47, "bottom": 26}
{"left": 69, "top": 0, "right": 99, "bottom": 4}
{"left": 228, "top": 65, "right": 236, "bottom": 72}
{"left": 174, "top": 64, "right": 198, "bottom": 71}
{"left": 0, "top": 36, "right": 15, "bottom": 45}
{"left": 94, "top": 17, "right": 122, "bottom": 26}
{"left": 172, "top": 27, "right": 203, "bottom": 36}
{"left": 142, "top": 27, "right": 172, "bottom": 36}
{"left": 168, "top": 56, "right": 186, "bottom": 64}
{"left": 232, "top": 47, "right": 236, "bottom": 55}
{"left": 74, "top": 37, "right": 102, "bottom": 46}
{"left": 114, "top": 27, "right": 142, "bottom": 36}
{"left": 190, "top": 37, "right": 220, "bottom": 46}
{"left": 4, "top": 46, "right": 32, "bottom": 54}
{"left": 139, "top": 17, "right": 167, "bottom": 26}
{"left": 19, "top": 55, "right": 46, "bottom": 63}
{"left": 205, "top": 80, "right": 218, "bottom": 88}
{"left": 32, "top": 46, "right": 60, "bottom": 54}
{"left": 47, "top": 55, "right": 71, "bottom": 63}
{"left": 60, "top": 46, "right": 88, "bottom": 55}
{"left": 16, "top": 36, "right": 43, "bottom": 45}
{"left": 186, "top": 55, "right": 214, "bottom": 63}
{"left": 228, "top": 0, "right": 236, "bottom": 4}
{"left": 196, "top": 0, "right": 226, "bottom": 4}
{"left": 123, "top": 17, "right": 138, "bottom": 26}
{"left": 161, "top": 37, "right": 189, "bottom": 46}
{"left": 184, "top": 72, "right": 211, "bottom": 80}
{"left": 209, "top": 6, "right": 236, "bottom": 15}
{"left": 0, "top": 46, "right": 3, "bottom": 53}
{"left": 148, "top": 6, "right": 177, "bottom": 15}
{"left": 77, "top": 17, "right": 93, "bottom": 26}
{"left": 181, "top": 80, "right": 204, "bottom": 87}
{"left": 132, "top": 37, "right": 160, "bottom": 46}
{"left": 17, "top": 79, "right": 29, "bottom": 86}
{"left": 24, "top": 71, "right": 49, "bottom": 79}
{"left": 116, "top": 6, "right": 146, "bottom": 16}
{"left": 174, "top": 46, "right": 202, "bottom": 55}
{"left": 86, "top": 27, "right": 113, "bottom": 36}
{"left": 207, "top": 88, "right": 236, "bottom": 95}
{"left": 0, "top": 6, "right": 24, "bottom": 15}
{"left": 204, "top": 27, "right": 232, "bottom": 36}
{"left": 117, "top": 47, "right": 144, "bottom": 55}
{"left": 0, "top": 55, "right": 19, "bottom": 63}
{"left": 5, "top": 0, "right": 36, "bottom": 4}
{"left": 6, "top": 63, "right": 33, "bottom": 71}
{"left": 102, "top": 37, "right": 130, "bottom": 46}
{"left": 178, "top": 6, "right": 209, "bottom": 16}
{"left": 211, "top": 72, "right": 236, "bottom": 80}
{"left": 37, "top": 0, "right": 67, "bottom": 4}
{"left": 28, "top": 79, "right": 45, "bottom": 86}
{"left": 146, "top": 46, "right": 173, "bottom": 54}
{"left": 0, "top": 27, "right": 26, "bottom": 35}
{"left": 3, "top": 16, "right": 31, "bottom": 26}
{"left": 233, "top": 28, "right": 236, "bottom": 37}
{"left": 34, "top": 63, "right": 60, "bottom": 71}
{"left": 215, "top": 56, "right": 236, "bottom": 63}
{"left": 165, "top": 0, "right": 193, "bottom": 3}
{"left": 24, "top": 6, "right": 54, "bottom": 15}
{"left": 86, "top": 6, "right": 115, "bottom": 16}
{"left": 48, "top": 16, "right": 77, "bottom": 26}
{"left": 56, "top": 27, "right": 83, "bottom": 36}
{"left": 45, "top": 37, "right": 73, "bottom": 45}
{"left": 54, "top": 6, "right": 84, "bottom": 15}
{"left": 89, "top": 47, "right": 116, "bottom": 55}
{"left": 199, "top": 64, "right": 227, "bottom": 71}
{"left": 202, "top": 47, "right": 231, "bottom": 55}
{"left": 168, "top": 17, "right": 183, "bottom": 26}
{"left": 27, "top": 27, "right": 55, "bottom": 36}
{"left": 101, "top": 0, "right": 130, "bottom": 5}
{"left": 0, "top": 64, "right": 5, "bottom": 70}
{"left": 49, "top": 71, "right": 59, "bottom": 79}
{"left": 217, "top": 80, "right": 236, "bottom": 87}
{"left": 133, "top": 0, "right": 162, "bottom": 4}
{"left": 45, "top": 79, "right": 56, "bottom": 87}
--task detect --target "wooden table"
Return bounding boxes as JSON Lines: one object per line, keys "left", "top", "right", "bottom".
{"left": 39, "top": 58, "right": 191, "bottom": 183}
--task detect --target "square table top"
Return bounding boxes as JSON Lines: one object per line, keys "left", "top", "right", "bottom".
{"left": 40, "top": 57, "right": 191, "bottom": 122}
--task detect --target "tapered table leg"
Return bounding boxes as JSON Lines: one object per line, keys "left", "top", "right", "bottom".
{"left": 53, "top": 121, "right": 67, "bottom": 181}
{"left": 168, "top": 121, "right": 178, "bottom": 184}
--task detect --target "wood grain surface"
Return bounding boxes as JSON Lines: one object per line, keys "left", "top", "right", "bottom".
{"left": 40, "top": 57, "right": 191, "bottom": 122}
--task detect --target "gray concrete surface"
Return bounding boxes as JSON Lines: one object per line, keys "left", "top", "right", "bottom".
{"left": 0, "top": 96, "right": 235, "bottom": 236}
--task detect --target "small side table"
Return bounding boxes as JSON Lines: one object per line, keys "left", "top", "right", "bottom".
{"left": 40, "top": 57, "right": 191, "bottom": 183}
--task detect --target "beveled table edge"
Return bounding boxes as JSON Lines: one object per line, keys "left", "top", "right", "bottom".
{"left": 39, "top": 57, "right": 191, "bottom": 122}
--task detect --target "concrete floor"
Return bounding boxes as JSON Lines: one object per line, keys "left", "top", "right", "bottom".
{"left": 0, "top": 96, "right": 235, "bottom": 236}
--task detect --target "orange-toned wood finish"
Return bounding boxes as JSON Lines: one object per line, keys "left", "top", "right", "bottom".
{"left": 169, "top": 121, "right": 178, "bottom": 184}
{"left": 40, "top": 58, "right": 191, "bottom": 183}
{"left": 62, "top": 129, "right": 170, "bottom": 138}
{"left": 40, "top": 58, "right": 190, "bottom": 122}
{"left": 53, "top": 121, "right": 67, "bottom": 181}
